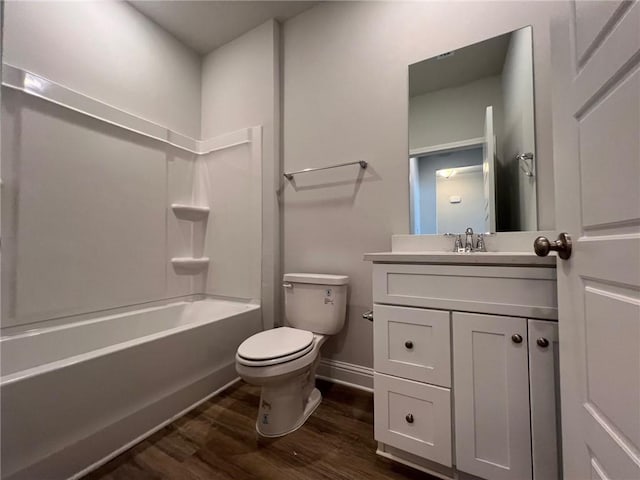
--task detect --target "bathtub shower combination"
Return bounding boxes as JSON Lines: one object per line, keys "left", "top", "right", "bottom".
{"left": 0, "top": 299, "right": 261, "bottom": 480}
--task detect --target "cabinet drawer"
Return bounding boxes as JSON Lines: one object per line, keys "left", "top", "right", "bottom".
{"left": 374, "top": 373, "right": 452, "bottom": 467}
{"left": 374, "top": 305, "right": 451, "bottom": 387}
{"left": 373, "top": 263, "right": 557, "bottom": 319}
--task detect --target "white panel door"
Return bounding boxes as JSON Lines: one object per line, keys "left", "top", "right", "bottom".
{"left": 453, "top": 312, "right": 531, "bottom": 480}
{"left": 550, "top": 2, "right": 640, "bottom": 479}
{"left": 482, "top": 105, "right": 496, "bottom": 233}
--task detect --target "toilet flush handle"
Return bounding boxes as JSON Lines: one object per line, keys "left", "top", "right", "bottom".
{"left": 282, "top": 282, "right": 293, "bottom": 289}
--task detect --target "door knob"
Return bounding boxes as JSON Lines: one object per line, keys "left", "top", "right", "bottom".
{"left": 534, "top": 232, "right": 572, "bottom": 260}
{"left": 537, "top": 337, "right": 550, "bottom": 348}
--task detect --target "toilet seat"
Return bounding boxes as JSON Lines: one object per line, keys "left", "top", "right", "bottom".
{"left": 237, "top": 327, "right": 315, "bottom": 367}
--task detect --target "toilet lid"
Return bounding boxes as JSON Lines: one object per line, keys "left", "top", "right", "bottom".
{"left": 237, "top": 327, "right": 314, "bottom": 362}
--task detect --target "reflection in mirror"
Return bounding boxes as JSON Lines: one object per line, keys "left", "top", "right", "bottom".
{"left": 409, "top": 26, "right": 537, "bottom": 234}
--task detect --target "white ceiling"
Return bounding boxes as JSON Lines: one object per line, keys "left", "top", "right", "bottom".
{"left": 129, "top": 1, "right": 318, "bottom": 55}
{"left": 409, "top": 30, "right": 514, "bottom": 97}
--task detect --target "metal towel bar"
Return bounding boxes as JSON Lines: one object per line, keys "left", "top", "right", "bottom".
{"left": 284, "top": 160, "right": 367, "bottom": 180}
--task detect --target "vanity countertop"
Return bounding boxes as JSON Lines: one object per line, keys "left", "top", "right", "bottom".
{"left": 363, "top": 251, "right": 556, "bottom": 266}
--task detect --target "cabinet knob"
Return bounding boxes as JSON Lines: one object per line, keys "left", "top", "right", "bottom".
{"left": 404, "top": 340, "right": 414, "bottom": 349}
{"left": 405, "top": 413, "right": 414, "bottom": 424}
{"left": 511, "top": 334, "right": 523, "bottom": 344}
{"left": 536, "top": 337, "right": 550, "bottom": 348}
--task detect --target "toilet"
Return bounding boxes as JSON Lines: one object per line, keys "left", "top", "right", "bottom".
{"left": 235, "top": 273, "right": 349, "bottom": 437}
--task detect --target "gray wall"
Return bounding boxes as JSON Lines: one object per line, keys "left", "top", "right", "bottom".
{"left": 282, "top": 1, "right": 561, "bottom": 369}
{"left": 409, "top": 76, "right": 504, "bottom": 151}
{"left": 436, "top": 167, "right": 485, "bottom": 234}
{"left": 3, "top": 1, "right": 201, "bottom": 137}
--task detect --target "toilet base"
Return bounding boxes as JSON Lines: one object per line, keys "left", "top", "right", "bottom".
{"left": 255, "top": 386, "right": 322, "bottom": 438}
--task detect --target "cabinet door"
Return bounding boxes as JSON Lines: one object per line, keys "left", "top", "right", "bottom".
{"left": 528, "top": 320, "right": 561, "bottom": 480}
{"left": 374, "top": 305, "right": 451, "bottom": 387}
{"left": 453, "top": 312, "right": 531, "bottom": 480}
{"left": 374, "top": 373, "right": 452, "bottom": 467}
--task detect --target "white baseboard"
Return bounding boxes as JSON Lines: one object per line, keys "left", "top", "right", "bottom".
{"left": 317, "top": 359, "right": 373, "bottom": 392}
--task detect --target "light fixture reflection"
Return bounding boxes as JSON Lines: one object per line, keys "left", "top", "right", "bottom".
{"left": 436, "top": 168, "right": 457, "bottom": 179}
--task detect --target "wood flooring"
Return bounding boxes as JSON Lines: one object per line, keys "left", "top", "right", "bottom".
{"left": 86, "top": 380, "right": 435, "bottom": 480}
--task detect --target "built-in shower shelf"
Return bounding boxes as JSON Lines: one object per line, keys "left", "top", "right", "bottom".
{"left": 171, "top": 257, "right": 210, "bottom": 273}
{"left": 171, "top": 203, "right": 210, "bottom": 220}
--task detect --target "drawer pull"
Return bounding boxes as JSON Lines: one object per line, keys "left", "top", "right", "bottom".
{"left": 404, "top": 340, "right": 414, "bottom": 349}
{"left": 536, "top": 337, "right": 550, "bottom": 348}
{"left": 511, "top": 334, "right": 523, "bottom": 344}
{"left": 405, "top": 413, "right": 414, "bottom": 424}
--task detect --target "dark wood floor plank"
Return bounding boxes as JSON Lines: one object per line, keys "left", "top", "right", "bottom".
{"left": 86, "top": 380, "right": 436, "bottom": 480}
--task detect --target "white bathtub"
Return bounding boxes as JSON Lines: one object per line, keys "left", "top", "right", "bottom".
{"left": 0, "top": 298, "right": 261, "bottom": 480}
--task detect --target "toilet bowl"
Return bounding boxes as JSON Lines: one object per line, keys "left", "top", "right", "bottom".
{"left": 236, "top": 328, "right": 327, "bottom": 437}
{"left": 235, "top": 273, "right": 348, "bottom": 437}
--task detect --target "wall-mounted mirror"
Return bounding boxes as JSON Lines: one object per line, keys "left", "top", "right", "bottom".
{"left": 409, "top": 26, "right": 536, "bottom": 234}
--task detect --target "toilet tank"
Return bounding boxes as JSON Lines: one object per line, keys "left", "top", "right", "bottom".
{"left": 283, "top": 273, "right": 349, "bottom": 335}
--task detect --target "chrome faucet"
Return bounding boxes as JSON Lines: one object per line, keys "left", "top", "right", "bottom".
{"left": 464, "top": 227, "right": 474, "bottom": 252}
{"left": 446, "top": 229, "right": 488, "bottom": 253}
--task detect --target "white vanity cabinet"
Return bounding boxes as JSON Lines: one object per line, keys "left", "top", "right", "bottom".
{"left": 367, "top": 256, "right": 560, "bottom": 480}
{"left": 453, "top": 312, "right": 532, "bottom": 480}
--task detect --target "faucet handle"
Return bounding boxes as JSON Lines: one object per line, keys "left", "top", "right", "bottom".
{"left": 465, "top": 227, "right": 474, "bottom": 235}
{"left": 476, "top": 233, "right": 487, "bottom": 252}
{"left": 454, "top": 234, "right": 464, "bottom": 253}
